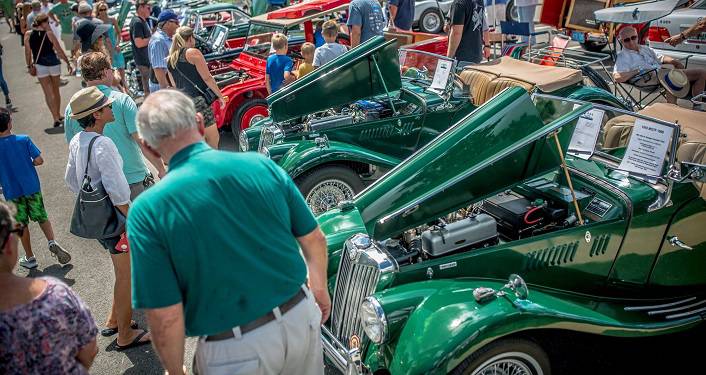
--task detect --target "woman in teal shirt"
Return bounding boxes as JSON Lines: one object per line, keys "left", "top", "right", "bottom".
{"left": 94, "top": 2, "right": 126, "bottom": 86}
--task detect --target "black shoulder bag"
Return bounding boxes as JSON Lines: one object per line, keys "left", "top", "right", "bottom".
{"left": 70, "top": 136, "right": 126, "bottom": 240}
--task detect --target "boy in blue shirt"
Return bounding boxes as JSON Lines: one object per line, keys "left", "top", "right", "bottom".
{"left": 265, "top": 33, "right": 295, "bottom": 94}
{"left": 0, "top": 108, "right": 71, "bottom": 269}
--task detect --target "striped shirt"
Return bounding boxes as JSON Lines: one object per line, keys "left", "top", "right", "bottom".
{"left": 148, "top": 29, "right": 171, "bottom": 70}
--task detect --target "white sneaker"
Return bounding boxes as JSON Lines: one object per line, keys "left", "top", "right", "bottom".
{"left": 19, "top": 256, "right": 38, "bottom": 269}
{"left": 48, "top": 241, "right": 71, "bottom": 265}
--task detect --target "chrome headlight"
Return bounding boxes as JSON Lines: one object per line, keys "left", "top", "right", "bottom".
{"left": 260, "top": 146, "right": 270, "bottom": 159}
{"left": 360, "top": 297, "right": 387, "bottom": 344}
{"left": 239, "top": 131, "right": 249, "bottom": 152}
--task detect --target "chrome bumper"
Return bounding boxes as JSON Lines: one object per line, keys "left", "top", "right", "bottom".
{"left": 321, "top": 325, "right": 367, "bottom": 375}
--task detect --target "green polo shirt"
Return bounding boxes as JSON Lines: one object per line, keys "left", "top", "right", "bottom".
{"left": 49, "top": 2, "right": 76, "bottom": 35}
{"left": 65, "top": 85, "right": 149, "bottom": 185}
{"left": 127, "top": 143, "right": 317, "bottom": 336}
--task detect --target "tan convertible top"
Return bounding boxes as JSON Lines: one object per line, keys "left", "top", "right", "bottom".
{"left": 464, "top": 56, "right": 583, "bottom": 93}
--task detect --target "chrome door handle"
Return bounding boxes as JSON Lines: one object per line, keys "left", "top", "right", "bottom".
{"left": 669, "top": 236, "right": 693, "bottom": 250}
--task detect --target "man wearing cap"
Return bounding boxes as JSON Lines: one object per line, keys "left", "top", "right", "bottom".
{"left": 65, "top": 86, "right": 152, "bottom": 352}
{"left": 614, "top": 26, "right": 706, "bottom": 100}
{"left": 65, "top": 52, "right": 166, "bottom": 198}
{"left": 48, "top": 0, "right": 77, "bottom": 54}
{"left": 26, "top": 1, "right": 42, "bottom": 29}
{"left": 130, "top": 0, "right": 153, "bottom": 96}
{"left": 128, "top": 90, "right": 329, "bottom": 375}
{"left": 148, "top": 10, "right": 179, "bottom": 93}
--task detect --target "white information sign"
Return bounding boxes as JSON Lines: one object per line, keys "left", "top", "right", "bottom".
{"left": 568, "top": 108, "right": 605, "bottom": 160}
{"left": 617, "top": 118, "right": 673, "bottom": 177}
{"left": 430, "top": 59, "right": 453, "bottom": 92}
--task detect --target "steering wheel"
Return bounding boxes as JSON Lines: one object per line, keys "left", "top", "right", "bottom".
{"left": 194, "top": 33, "right": 212, "bottom": 54}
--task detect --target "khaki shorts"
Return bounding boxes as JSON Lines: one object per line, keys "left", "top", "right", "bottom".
{"left": 60, "top": 33, "right": 74, "bottom": 53}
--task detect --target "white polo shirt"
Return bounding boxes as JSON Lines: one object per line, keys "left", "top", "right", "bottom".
{"left": 614, "top": 45, "right": 663, "bottom": 74}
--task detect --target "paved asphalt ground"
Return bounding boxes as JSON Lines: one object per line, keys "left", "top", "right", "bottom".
{"left": 2, "top": 24, "right": 705, "bottom": 375}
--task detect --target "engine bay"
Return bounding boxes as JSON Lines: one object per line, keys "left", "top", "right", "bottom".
{"left": 377, "top": 171, "right": 624, "bottom": 267}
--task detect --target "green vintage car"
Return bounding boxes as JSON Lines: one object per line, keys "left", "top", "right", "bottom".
{"left": 317, "top": 88, "right": 706, "bottom": 374}
{"left": 240, "top": 36, "right": 627, "bottom": 214}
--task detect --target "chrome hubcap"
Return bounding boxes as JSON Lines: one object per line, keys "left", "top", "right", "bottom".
{"left": 306, "top": 179, "right": 355, "bottom": 215}
{"left": 472, "top": 352, "right": 542, "bottom": 375}
{"left": 249, "top": 114, "right": 266, "bottom": 127}
{"left": 423, "top": 13, "right": 441, "bottom": 31}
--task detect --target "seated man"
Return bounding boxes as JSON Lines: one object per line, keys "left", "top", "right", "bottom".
{"left": 613, "top": 26, "right": 706, "bottom": 101}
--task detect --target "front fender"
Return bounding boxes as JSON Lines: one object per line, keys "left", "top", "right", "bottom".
{"left": 278, "top": 140, "right": 401, "bottom": 179}
{"left": 562, "top": 86, "right": 632, "bottom": 110}
{"left": 372, "top": 279, "right": 702, "bottom": 374}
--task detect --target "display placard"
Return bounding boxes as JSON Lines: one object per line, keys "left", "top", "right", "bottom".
{"left": 568, "top": 107, "right": 605, "bottom": 160}
{"left": 566, "top": 0, "right": 609, "bottom": 32}
{"left": 617, "top": 118, "right": 673, "bottom": 177}
{"left": 429, "top": 59, "right": 453, "bottom": 93}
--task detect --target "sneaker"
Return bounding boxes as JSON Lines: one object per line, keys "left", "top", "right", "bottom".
{"left": 48, "top": 241, "right": 71, "bottom": 265}
{"left": 19, "top": 256, "right": 38, "bottom": 269}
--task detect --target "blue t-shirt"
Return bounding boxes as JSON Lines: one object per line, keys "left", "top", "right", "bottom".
{"left": 0, "top": 135, "right": 41, "bottom": 200}
{"left": 347, "top": 0, "right": 385, "bottom": 44}
{"left": 389, "top": 0, "right": 415, "bottom": 30}
{"left": 266, "top": 54, "right": 293, "bottom": 93}
{"left": 65, "top": 85, "right": 149, "bottom": 184}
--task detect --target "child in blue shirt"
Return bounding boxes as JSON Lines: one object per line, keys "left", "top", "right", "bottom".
{"left": 265, "top": 33, "right": 295, "bottom": 94}
{"left": 0, "top": 108, "right": 71, "bottom": 269}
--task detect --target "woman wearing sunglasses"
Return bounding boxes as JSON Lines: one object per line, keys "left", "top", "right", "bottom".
{"left": 94, "top": 1, "right": 126, "bottom": 89}
{"left": 0, "top": 201, "right": 99, "bottom": 373}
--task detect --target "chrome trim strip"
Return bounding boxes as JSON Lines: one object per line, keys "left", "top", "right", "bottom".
{"left": 648, "top": 299, "right": 706, "bottom": 316}
{"left": 624, "top": 297, "right": 698, "bottom": 311}
{"left": 666, "top": 306, "right": 706, "bottom": 320}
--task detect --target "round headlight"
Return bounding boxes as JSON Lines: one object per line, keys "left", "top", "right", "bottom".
{"left": 239, "top": 131, "right": 249, "bottom": 152}
{"left": 360, "top": 297, "right": 387, "bottom": 344}
{"left": 260, "top": 146, "right": 270, "bottom": 159}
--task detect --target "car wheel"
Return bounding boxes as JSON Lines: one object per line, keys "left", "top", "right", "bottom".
{"left": 297, "top": 166, "right": 365, "bottom": 215}
{"left": 581, "top": 40, "right": 607, "bottom": 53}
{"left": 506, "top": 0, "right": 519, "bottom": 22}
{"left": 452, "top": 338, "right": 551, "bottom": 375}
{"left": 419, "top": 8, "right": 444, "bottom": 34}
{"left": 231, "top": 98, "right": 268, "bottom": 142}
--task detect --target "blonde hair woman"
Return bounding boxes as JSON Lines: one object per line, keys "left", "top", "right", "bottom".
{"left": 94, "top": 1, "right": 126, "bottom": 87}
{"left": 167, "top": 26, "right": 226, "bottom": 149}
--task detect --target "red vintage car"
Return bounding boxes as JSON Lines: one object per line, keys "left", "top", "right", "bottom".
{"left": 214, "top": 0, "right": 440, "bottom": 139}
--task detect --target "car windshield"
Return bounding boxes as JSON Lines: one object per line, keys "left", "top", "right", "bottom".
{"left": 243, "top": 23, "right": 286, "bottom": 59}
{"left": 399, "top": 49, "right": 456, "bottom": 92}
{"left": 533, "top": 95, "right": 679, "bottom": 182}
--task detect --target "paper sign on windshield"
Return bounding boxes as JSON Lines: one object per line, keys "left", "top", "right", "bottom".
{"left": 568, "top": 108, "right": 605, "bottom": 160}
{"left": 617, "top": 118, "right": 673, "bottom": 177}
{"left": 430, "top": 59, "right": 452, "bottom": 92}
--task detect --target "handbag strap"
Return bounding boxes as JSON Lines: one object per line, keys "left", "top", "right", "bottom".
{"left": 34, "top": 32, "right": 47, "bottom": 65}
{"left": 83, "top": 135, "right": 101, "bottom": 178}
{"left": 173, "top": 48, "right": 209, "bottom": 98}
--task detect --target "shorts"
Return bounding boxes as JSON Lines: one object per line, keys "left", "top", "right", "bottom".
{"left": 35, "top": 63, "right": 62, "bottom": 78}
{"left": 193, "top": 95, "right": 216, "bottom": 127}
{"left": 10, "top": 192, "right": 48, "bottom": 225}
{"left": 60, "top": 33, "right": 74, "bottom": 53}
{"left": 112, "top": 51, "right": 126, "bottom": 69}
{"left": 97, "top": 235, "right": 123, "bottom": 255}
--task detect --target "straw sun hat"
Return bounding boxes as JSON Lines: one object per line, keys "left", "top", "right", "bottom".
{"left": 69, "top": 87, "right": 114, "bottom": 120}
{"left": 658, "top": 69, "right": 691, "bottom": 98}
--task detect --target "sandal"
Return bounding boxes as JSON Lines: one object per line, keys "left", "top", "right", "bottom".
{"left": 115, "top": 330, "right": 151, "bottom": 351}
{"left": 53, "top": 120, "right": 62, "bottom": 128}
{"left": 101, "top": 320, "right": 139, "bottom": 337}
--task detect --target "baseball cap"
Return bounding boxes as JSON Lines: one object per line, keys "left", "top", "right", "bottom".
{"left": 157, "top": 9, "right": 179, "bottom": 24}
{"left": 78, "top": 1, "right": 92, "bottom": 14}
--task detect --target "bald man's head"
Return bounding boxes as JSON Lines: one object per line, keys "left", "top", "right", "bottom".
{"left": 619, "top": 26, "right": 639, "bottom": 51}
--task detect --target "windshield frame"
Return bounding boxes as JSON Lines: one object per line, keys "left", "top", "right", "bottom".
{"left": 242, "top": 21, "right": 288, "bottom": 60}
{"left": 398, "top": 48, "right": 457, "bottom": 95}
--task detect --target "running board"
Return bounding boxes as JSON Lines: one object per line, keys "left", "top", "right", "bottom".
{"left": 625, "top": 297, "right": 706, "bottom": 320}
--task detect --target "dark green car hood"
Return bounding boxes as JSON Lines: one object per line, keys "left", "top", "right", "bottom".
{"left": 353, "top": 87, "right": 589, "bottom": 240}
{"left": 267, "top": 36, "right": 402, "bottom": 123}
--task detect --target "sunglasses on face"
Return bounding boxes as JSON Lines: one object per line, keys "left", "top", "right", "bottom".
{"left": 0, "top": 227, "right": 24, "bottom": 249}
{"left": 623, "top": 35, "right": 638, "bottom": 43}
{"left": 99, "top": 8, "right": 108, "bottom": 12}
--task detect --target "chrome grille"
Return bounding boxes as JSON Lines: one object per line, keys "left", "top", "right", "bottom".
{"left": 258, "top": 124, "right": 284, "bottom": 154}
{"left": 330, "top": 234, "right": 395, "bottom": 348}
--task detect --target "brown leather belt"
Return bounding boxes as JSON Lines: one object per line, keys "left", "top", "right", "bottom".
{"left": 205, "top": 288, "right": 307, "bottom": 342}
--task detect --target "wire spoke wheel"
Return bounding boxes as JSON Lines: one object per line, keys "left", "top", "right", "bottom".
{"left": 305, "top": 179, "right": 355, "bottom": 215}
{"left": 472, "top": 352, "right": 543, "bottom": 375}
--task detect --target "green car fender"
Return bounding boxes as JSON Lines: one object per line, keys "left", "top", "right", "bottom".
{"left": 367, "top": 279, "right": 702, "bottom": 374}
{"left": 560, "top": 86, "right": 632, "bottom": 110}
{"left": 277, "top": 140, "right": 402, "bottom": 180}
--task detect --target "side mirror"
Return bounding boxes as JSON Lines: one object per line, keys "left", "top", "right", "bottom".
{"left": 505, "top": 274, "right": 529, "bottom": 300}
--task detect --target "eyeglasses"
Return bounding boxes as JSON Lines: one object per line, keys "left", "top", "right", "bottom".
{"left": 0, "top": 226, "right": 24, "bottom": 249}
{"left": 106, "top": 103, "right": 113, "bottom": 109}
{"left": 623, "top": 35, "right": 638, "bottom": 43}
{"left": 99, "top": 8, "right": 108, "bottom": 12}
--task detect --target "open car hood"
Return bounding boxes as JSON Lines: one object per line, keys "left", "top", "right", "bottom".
{"left": 594, "top": 0, "right": 690, "bottom": 24}
{"left": 354, "top": 87, "right": 589, "bottom": 240}
{"left": 267, "top": 36, "right": 402, "bottom": 123}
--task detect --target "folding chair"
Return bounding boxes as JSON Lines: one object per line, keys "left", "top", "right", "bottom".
{"left": 499, "top": 21, "right": 549, "bottom": 60}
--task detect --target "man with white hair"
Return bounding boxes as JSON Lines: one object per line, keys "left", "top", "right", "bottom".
{"left": 613, "top": 26, "right": 706, "bottom": 99}
{"left": 127, "top": 90, "right": 330, "bottom": 375}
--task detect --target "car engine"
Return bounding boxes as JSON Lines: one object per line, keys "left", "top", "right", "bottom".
{"left": 378, "top": 190, "right": 576, "bottom": 266}
{"left": 214, "top": 69, "right": 249, "bottom": 88}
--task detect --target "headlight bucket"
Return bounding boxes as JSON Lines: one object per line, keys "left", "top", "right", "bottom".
{"left": 239, "top": 131, "right": 249, "bottom": 152}
{"left": 360, "top": 297, "right": 387, "bottom": 344}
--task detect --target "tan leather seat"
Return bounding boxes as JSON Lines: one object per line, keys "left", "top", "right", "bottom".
{"left": 601, "top": 114, "right": 635, "bottom": 149}
{"left": 457, "top": 69, "right": 534, "bottom": 106}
